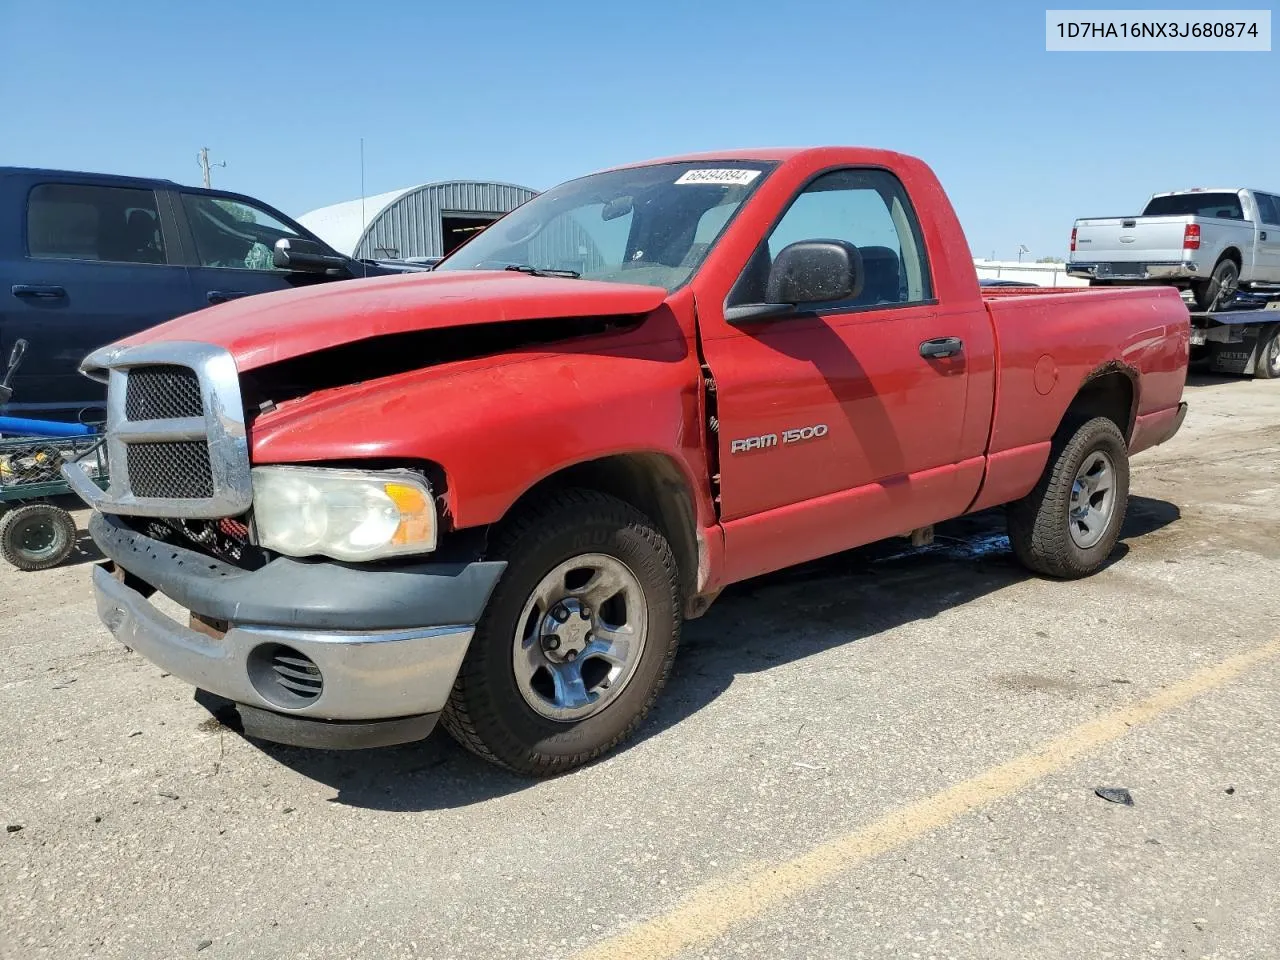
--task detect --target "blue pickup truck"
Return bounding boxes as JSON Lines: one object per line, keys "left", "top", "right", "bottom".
{"left": 0, "top": 167, "right": 421, "bottom": 419}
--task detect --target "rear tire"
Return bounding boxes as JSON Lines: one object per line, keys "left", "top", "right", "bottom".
{"left": 1007, "top": 417, "right": 1130, "bottom": 579}
{"left": 1254, "top": 324, "right": 1280, "bottom": 379}
{"left": 1192, "top": 258, "right": 1240, "bottom": 312}
{"left": 0, "top": 503, "right": 77, "bottom": 571}
{"left": 442, "top": 490, "right": 681, "bottom": 776}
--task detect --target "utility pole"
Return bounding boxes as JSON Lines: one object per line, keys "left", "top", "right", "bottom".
{"left": 196, "top": 147, "right": 226, "bottom": 188}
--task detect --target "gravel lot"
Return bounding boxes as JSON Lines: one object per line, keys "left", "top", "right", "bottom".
{"left": 3, "top": 374, "right": 1279, "bottom": 960}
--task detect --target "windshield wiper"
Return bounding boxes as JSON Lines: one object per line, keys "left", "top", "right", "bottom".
{"left": 504, "top": 263, "right": 581, "bottom": 279}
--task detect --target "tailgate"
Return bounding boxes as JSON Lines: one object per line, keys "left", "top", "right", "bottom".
{"left": 1072, "top": 216, "right": 1189, "bottom": 264}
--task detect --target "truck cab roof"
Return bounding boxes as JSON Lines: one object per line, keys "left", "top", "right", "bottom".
{"left": 0, "top": 166, "right": 183, "bottom": 190}
{"left": 0, "top": 167, "right": 288, "bottom": 205}
{"left": 1149, "top": 187, "right": 1261, "bottom": 198}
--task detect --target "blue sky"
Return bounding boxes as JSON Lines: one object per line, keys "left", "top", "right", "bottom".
{"left": 2, "top": 0, "right": 1275, "bottom": 260}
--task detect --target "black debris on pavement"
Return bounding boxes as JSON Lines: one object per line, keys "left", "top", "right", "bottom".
{"left": 1094, "top": 787, "right": 1135, "bottom": 806}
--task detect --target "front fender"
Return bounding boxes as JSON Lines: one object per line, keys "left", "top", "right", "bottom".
{"left": 249, "top": 328, "right": 712, "bottom": 531}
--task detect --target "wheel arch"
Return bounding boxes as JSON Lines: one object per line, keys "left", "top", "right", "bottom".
{"left": 499, "top": 452, "right": 703, "bottom": 605}
{"left": 1056, "top": 364, "right": 1139, "bottom": 444}
{"left": 1217, "top": 246, "right": 1243, "bottom": 269}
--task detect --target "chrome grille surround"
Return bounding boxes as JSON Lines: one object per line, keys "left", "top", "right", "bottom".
{"left": 81, "top": 341, "right": 252, "bottom": 518}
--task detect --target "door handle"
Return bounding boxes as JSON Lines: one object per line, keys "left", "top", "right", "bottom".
{"left": 1262, "top": 231, "right": 1268, "bottom": 241}
{"left": 920, "top": 337, "right": 964, "bottom": 359}
{"left": 207, "top": 290, "right": 249, "bottom": 304}
{"left": 12, "top": 284, "right": 67, "bottom": 300}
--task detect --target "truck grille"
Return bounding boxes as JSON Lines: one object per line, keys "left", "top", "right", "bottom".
{"left": 124, "top": 365, "right": 204, "bottom": 421}
{"left": 126, "top": 441, "right": 215, "bottom": 499}
{"left": 85, "top": 342, "right": 252, "bottom": 519}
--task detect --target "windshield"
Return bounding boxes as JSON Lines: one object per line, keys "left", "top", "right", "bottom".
{"left": 1142, "top": 192, "right": 1244, "bottom": 220}
{"left": 434, "top": 161, "right": 776, "bottom": 290}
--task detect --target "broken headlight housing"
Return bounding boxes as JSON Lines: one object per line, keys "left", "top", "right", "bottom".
{"left": 251, "top": 466, "right": 436, "bottom": 562}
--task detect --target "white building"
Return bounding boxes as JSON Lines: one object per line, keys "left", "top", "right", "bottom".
{"left": 299, "top": 181, "right": 536, "bottom": 260}
{"left": 973, "top": 259, "right": 1086, "bottom": 287}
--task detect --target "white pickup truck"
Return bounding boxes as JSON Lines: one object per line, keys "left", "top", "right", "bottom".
{"left": 1068, "top": 188, "right": 1280, "bottom": 311}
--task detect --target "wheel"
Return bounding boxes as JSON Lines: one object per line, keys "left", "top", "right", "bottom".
{"left": 1192, "top": 258, "right": 1240, "bottom": 311}
{"left": 1254, "top": 324, "right": 1280, "bottom": 379}
{"left": 441, "top": 489, "right": 681, "bottom": 776}
{"left": 0, "top": 503, "right": 77, "bottom": 571}
{"left": 1088, "top": 279, "right": 1112, "bottom": 287}
{"left": 1007, "top": 417, "right": 1130, "bottom": 579}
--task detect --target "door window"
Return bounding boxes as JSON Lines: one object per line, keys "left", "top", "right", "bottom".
{"left": 181, "top": 194, "right": 301, "bottom": 270}
{"left": 1255, "top": 193, "right": 1280, "bottom": 227}
{"left": 730, "top": 168, "right": 932, "bottom": 309}
{"left": 27, "top": 183, "right": 167, "bottom": 264}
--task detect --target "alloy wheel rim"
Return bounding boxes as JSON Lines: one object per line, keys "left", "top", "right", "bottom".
{"left": 512, "top": 553, "right": 649, "bottom": 722}
{"left": 1068, "top": 450, "right": 1116, "bottom": 549}
{"left": 1217, "top": 265, "right": 1239, "bottom": 305}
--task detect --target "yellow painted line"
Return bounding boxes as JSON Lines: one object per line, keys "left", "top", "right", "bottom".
{"left": 573, "top": 637, "right": 1280, "bottom": 960}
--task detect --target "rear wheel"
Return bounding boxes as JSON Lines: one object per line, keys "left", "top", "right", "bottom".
{"left": 1007, "top": 417, "right": 1130, "bottom": 579}
{"left": 0, "top": 503, "right": 77, "bottom": 571}
{"left": 1192, "top": 258, "right": 1240, "bottom": 311}
{"left": 442, "top": 490, "right": 681, "bottom": 776}
{"left": 1254, "top": 324, "right": 1280, "bottom": 380}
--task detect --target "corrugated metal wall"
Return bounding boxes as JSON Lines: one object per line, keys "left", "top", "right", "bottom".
{"left": 528, "top": 218, "right": 608, "bottom": 275}
{"left": 355, "top": 181, "right": 536, "bottom": 259}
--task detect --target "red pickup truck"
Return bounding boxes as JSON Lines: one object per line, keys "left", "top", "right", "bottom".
{"left": 65, "top": 147, "right": 1189, "bottom": 775}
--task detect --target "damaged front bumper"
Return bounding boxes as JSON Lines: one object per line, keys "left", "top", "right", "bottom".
{"left": 88, "top": 512, "right": 505, "bottom": 749}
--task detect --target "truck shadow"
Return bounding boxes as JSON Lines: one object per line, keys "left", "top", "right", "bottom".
{"left": 1185, "top": 371, "right": 1248, "bottom": 388}
{"left": 255, "top": 496, "right": 1180, "bottom": 811}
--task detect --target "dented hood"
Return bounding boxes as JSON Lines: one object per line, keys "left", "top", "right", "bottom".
{"left": 118, "top": 270, "right": 670, "bottom": 372}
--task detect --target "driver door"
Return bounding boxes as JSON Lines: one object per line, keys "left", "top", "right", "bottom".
{"left": 698, "top": 168, "right": 988, "bottom": 581}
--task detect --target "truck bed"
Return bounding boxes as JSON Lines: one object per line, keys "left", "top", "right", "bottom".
{"left": 981, "top": 285, "right": 1189, "bottom": 467}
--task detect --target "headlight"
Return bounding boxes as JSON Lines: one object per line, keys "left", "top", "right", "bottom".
{"left": 251, "top": 466, "right": 436, "bottom": 562}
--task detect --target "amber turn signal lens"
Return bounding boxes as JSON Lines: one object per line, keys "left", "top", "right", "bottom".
{"left": 386, "top": 482, "right": 435, "bottom": 547}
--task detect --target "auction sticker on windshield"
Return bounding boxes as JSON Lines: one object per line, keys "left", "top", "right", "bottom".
{"left": 674, "top": 169, "right": 763, "bottom": 186}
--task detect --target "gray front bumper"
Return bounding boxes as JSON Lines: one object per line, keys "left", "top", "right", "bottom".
{"left": 85, "top": 511, "right": 506, "bottom": 742}
{"left": 88, "top": 511, "right": 504, "bottom": 631}
{"left": 93, "top": 564, "right": 473, "bottom": 721}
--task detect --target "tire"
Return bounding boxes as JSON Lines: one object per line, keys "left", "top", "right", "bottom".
{"left": 1088, "top": 279, "right": 1112, "bottom": 287}
{"left": 1254, "top": 324, "right": 1280, "bottom": 380}
{"left": 1007, "top": 417, "right": 1130, "bottom": 579}
{"left": 0, "top": 503, "right": 77, "bottom": 571}
{"left": 1192, "top": 258, "right": 1240, "bottom": 312}
{"left": 441, "top": 489, "right": 681, "bottom": 776}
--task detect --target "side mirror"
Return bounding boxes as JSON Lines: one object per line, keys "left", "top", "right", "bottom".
{"left": 766, "top": 240, "right": 863, "bottom": 305}
{"left": 273, "top": 237, "right": 350, "bottom": 273}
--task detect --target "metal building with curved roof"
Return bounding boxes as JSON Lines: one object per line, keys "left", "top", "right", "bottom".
{"left": 298, "top": 180, "right": 536, "bottom": 260}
